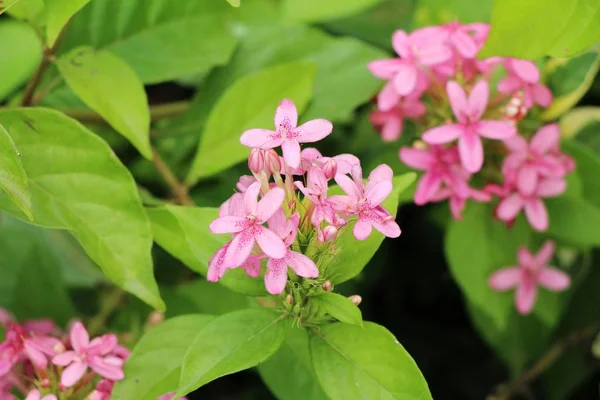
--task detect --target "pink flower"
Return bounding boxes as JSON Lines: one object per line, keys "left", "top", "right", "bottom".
{"left": 431, "top": 185, "right": 491, "bottom": 220}
{"left": 370, "top": 97, "right": 426, "bottom": 142}
{"left": 498, "top": 59, "right": 552, "bottom": 108}
{"left": 496, "top": 178, "right": 566, "bottom": 231}
{"left": 442, "top": 22, "right": 489, "bottom": 58}
{"left": 87, "top": 379, "right": 114, "bottom": 400}
{"left": 156, "top": 393, "right": 188, "bottom": 400}
{"left": 24, "top": 390, "right": 57, "bottom": 400}
{"left": 369, "top": 28, "right": 452, "bottom": 96}
{"left": 0, "top": 323, "right": 59, "bottom": 375}
{"left": 293, "top": 148, "right": 360, "bottom": 179}
{"left": 265, "top": 211, "right": 319, "bottom": 294}
{"left": 422, "top": 80, "right": 516, "bottom": 172}
{"left": 331, "top": 164, "right": 401, "bottom": 240}
{"left": 52, "top": 322, "right": 124, "bottom": 387}
{"left": 295, "top": 167, "right": 346, "bottom": 228}
{"left": 489, "top": 241, "right": 570, "bottom": 315}
{"left": 240, "top": 99, "right": 333, "bottom": 168}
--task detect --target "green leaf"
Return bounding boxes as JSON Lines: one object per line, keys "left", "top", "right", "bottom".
{"left": 176, "top": 309, "right": 287, "bottom": 396}
{"left": 112, "top": 314, "right": 215, "bottom": 400}
{"left": 0, "top": 108, "right": 163, "bottom": 310}
{"left": 258, "top": 326, "right": 328, "bottom": 400}
{"left": 282, "top": 0, "right": 382, "bottom": 23}
{"left": 6, "top": 0, "right": 45, "bottom": 27}
{"left": 0, "top": 215, "right": 75, "bottom": 325}
{"left": 57, "top": 47, "right": 151, "bottom": 159}
{"left": 561, "top": 140, "right": 600, "bottom": 208}
{"left": 311, "top": 292, "right": 363, "bottom": 326}
{"left": 186, "top": 62, "right": 316, "bottom": 184}
{"left": 559, "top": 107, "right": 600, "bottom": 139}
{"left": 60, "top": 1, "right": 238, "bottom": 84}
{"left": 0, "top": 123, "right": 31, "bottom": 220}
{"left": 546, "top": 196, "right": 600, "bottom": 247}
{"left": 0, "top": 20, "right": 42, "bottom": 101}
{"left": 542, "top": 49, "right": 600, "bottom": 121}
{"left": 147, "top": 205, "right": 266, "bottom": 296}
{"left": 412, "top": 0, "right": 492, "bottom": 27}
{"left": 331, "top": 173, "right": 416, "bottom": 284}
{"left": 226, "top": 0, "right": 240, "bottom": 6}
{"left": 479, "top": 0, "right": 600, "bottom": 58}
{"left": 310, "top": 322, "right": 432, "bottom": 400}
{"left": 0, "top": 0, "right": 24, "bottom": 15}
{"left": 45, "top": 0, "right": 90, "bottom": 47}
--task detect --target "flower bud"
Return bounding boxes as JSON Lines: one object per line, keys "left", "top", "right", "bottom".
{"left": 322, "top": 280, "right": 333, "bottom": 292}
{"left": 322, "top": 225, "right": 338, "bottom": 242}
{"left": 285, "top": 294, "right": 294, "bottom": 305}
{"left": 265, "top": 149, "right": 281, "bottom": 174}
{"left": 413, "top": 140, "right": 427, "bottom": 150}
{"left": 348, "top": 295, "right": 362, "bottom": 307}
{"left": 53, "top": 342, "right": 66, "bottom": 354}
{"left": 147, "top": 311, "right": 164, "bottom": 327}
{"left": 322, "top": 158, "right": 338, "bottom": 180}
{"left": 248, "top": 148, "right": 266, "bottom": 174}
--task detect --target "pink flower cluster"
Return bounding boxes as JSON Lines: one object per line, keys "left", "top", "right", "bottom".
{"left": 208, "top": 99, "right": 401, "bottom": 294}
{"left": 0, "top": 310, "right": 184, "bottom": 400}
{"left": 368, "top": 22, "right": 574, "bottom": 230}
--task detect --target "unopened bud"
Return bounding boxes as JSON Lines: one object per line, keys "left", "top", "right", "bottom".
{"left": 248, "top": 148, "right": 266, "bottom": 174}
{"left": 285, "top": 294, "right": 294, "bottom": 305}
{"left": 322, "top": 158, "right": 338, "bottom": 180}
{"left": 348, "top": 295, "right": 362, "bottom": 307}
{"left": 413, "top": 140, "right": 427, "bottom": 150}
{"left": 40, "top": 378, "right": 50, "bottom": 388}
{"left": 322, "top": 225, "right": 338, "bottom": 242}
{"left": 53, "top": 342, "right": 66, "bottom": 354}
{"left": 322, "top": 280, "right": 333, "bottom": 292}
{"left": 265, "top": 149, "right": 281, "bottom": 174}
{"left": 147, "top": 311, "right": 164, "bottom": 327}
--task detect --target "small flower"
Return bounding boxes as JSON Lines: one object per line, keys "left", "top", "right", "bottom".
{"left": 489, "top": 241, "right": 570, "bottom": 314}
{"left": 295, "top": 167, "right": 346, "bottom": 228}
{"left": 0, "top": 323, "right": 59, "bottom": 375}
{"left": 498, "top": 58, "right": 552, "bottom": 108}
{"left": 24, "top": 390, "right": 57, "bottom": 400}
{"left": 431, "top": 185, "right": 491, "bottom": 220}
{"left": 422, "top": 80, "right": 516, "bottom": 172}
{"left": 370, "top": 97, "right": 426, "bottom": 141}
{"left": 87, "top": 379, "right": 114, "bottom": 400}
{"left": 240, "top": 99, "right": 333, "bottom": 168}
{"left": 441, "top": 22, "right": 489, "bottom": 58}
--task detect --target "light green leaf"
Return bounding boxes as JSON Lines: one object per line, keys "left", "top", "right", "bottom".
{"left": 60, "top": 1, "right": 238, "bottom": 84}
{"left": 311, "top": 292, "right": 362, "bottom": 326}
{"left": 186, "top": 62, "right": 316, "bottom": 184}
{"left": 112, "top": 314, "right": 215, "bottom": 400}
{"left": 7, "top": 0, "right": 45, "bottom": 27}
{"left": 227, "top": 0, "right": 240, "bottom": 6}
{"left": 330, "top": 173, "right": 416, "bottom": 284}
{"left": 176, "top": 309, "right": 287, "bottom": 396}
{"left": 45, "top": 0, "right": 89, "bottom": 47}
{"left": 0, "top": 0, "right": 24, "bottom": 15}
{"left": 561, "top": 140, "right": 600, "bottom": 208}
{"left": 282, "top": 0, "right": 382, "bottom": 23}
{"left": 0, "top": 108, "right": 164, "bottom": 310}
{"left": 542, "top": 49, "right": 600, "bottom": 121}
{"left": 0, "top": 20, "right": 42, "bottom": 101}
{"left": 0, "top": 123, "right": 31, "bottom": 220}
{"left": 479, "top": 0, "right": 600, "bottom": 58}
{"left": 310, "top": 322, "right": 432, "bottom": 400}
{"left": 147, "top": 205, "right": 266, "bottom": 296}
{"left": 546, "top": 196, "right": 600, "bottom": 247}
{"left": 412, "top": 0, "right": 491, "bottom": 27}
{"left": 57, "top": 47, "right": 151, "bottom": 159}
{"left": 559, "top": 107, "right": 600, "bottom": 138}
{"left": 258, "top": 326, "right": 328, "bottom": 400}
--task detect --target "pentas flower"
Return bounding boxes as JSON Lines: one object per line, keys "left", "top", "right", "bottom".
{"left": 24, "top": 390, "right": 57, "bottom": 400}
{"left": 489, "top": 241, "right": 570, "bottom": 314}
{"left": 287, "top": 148, "right": 360, "bottom": 179}
{"left": 441, "top": 22, "right": 489, "bottom": 58}
{"left": 431, "top": 184, "right": 491, "bottom": 220}
{"left": 0, "top": 322, "right": 60, "bottom": 375}
{"left": 295, "top": 167, "right": 346, "bottom": 228}
{"left": 498, "top": 58, "right": 552, "bottom": 108}
{"left": 240, "top": 99, "right": 333, "bottom": 168}
{"left": 422, "top": 80, "right": 516, "bottom": 172}
{"left": 370, "top": 97, "right": 426, "bottom": 141}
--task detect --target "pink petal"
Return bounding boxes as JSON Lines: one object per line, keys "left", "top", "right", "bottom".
{"left": 533, "top": 83, "right": 553, "bottom": 107}
{"left": 458, "top": 131, "right": 484, "bottom": 172}
{"left": 515, "top": 281, "right": 538, "bottom": 315}
{"left": 281, "top": 140, "right": 302, "bottom": 169}
{"left": 377, "top": 82, "right": 401, "bottom": 111}
{"left": 517, "top": 166, "right": 538, "bottom": 197}
{"left": 52, "top": 351, "right": 78, "bottom": 366}
{"left": 70, "top": 322, "right": 89, "bottom": 353}
{"left": 468, "top": 80, "right": 489, "bottom": 120}
{"left": 497, "top": 193, "right": 525, "bottom": 221}
{"left": 399, "top": 147, "right": 434, "bottom": 170}
{"left": 370, "top": 214, "right": 401, "bottom": 238}
{"left": 538, "top": 267, "right": 570, "bottom": 291}
{"left": 524, "top": 198, "right": 549, "bottom": 231}
{"left": 25, "top": 390, "right": 41, "bottom": 400}
{"left": 534, "top": 240, "right": 555, "bottom": 265}
{"left": 477, "top": 120, "right": 516, "bottom": 140}
{"left": 275, "top": 99, "right": 298, "bottom": 128}
{"left": 489, "top": 268, "right": 521, "bottom": 291}
{"left": 537, "top": 178, "right": 566, "bottom": 197}
{"left": 240, "top": 129, "right": 282, "bottom": 149}
{"left": 497, "top": 76, "right": 522, "bottom": 94}
{"left": 410, "top": 26, "right": 449, "bottom": 47}
{"left": 209, "top": 216, "right": 246, "bottom": 234}
{"left": 414, "top": 172, "right": 443, "bottom": 205}
{"left": 446, "top": 81, "right": 469, "bottom": 122}
{"left": 531, "top": 124, "right": 560, "bottom": 154}
{"left": 402, "top": 99, "right": 427, "bottom": 117}
{"left": 368, "top": 58, "right": 403, "bottom": 79}
{"left": 61, "top": 361, "right": 88, "bottom": 387}
{"left": 353, "top": 219, "right": 373, "bottom": 240}
{"left": 207, "top": 243, "right": 229, "bottom": 282}
{"left": 422, "top": 124, "right": 463, "bottom": 144}
{"left": 24, "top": 342, "right": 48, "bottom": 369}
{"left": 418, "top": 44, "right": 453, "bottom": 65}
{"left": 227, "top": 193, "right": 245, "bottom": 217}
{"left": 241, "top": 254, "right": 262, "bottom": 278}
{"left": 267, "top": 208, "right": 288, "bottom": 238}
{"left": 256, "top": 187, "right": 285, "bottom": 222}
{"left": 449, "top": 195, "right": 467, "bottom": 219}
{"left": 367, "top": 164, "right": 393, "bottom": 187}
{"left": 510, "top": 59, "right": 540, "bottom": 83}
{"left": 335, "top": 174, "right": 362, "bottom": 199}
{"left": 295, "top": 119, "right": 333, "bottom": 144}
{"left": 518, "top": 248, "right": 536, "bottom": 268}
{"left": 451, "top": 30, "right": 478, "bottom": 58}
{"left": 381, "top": 114, "right": 403, "bottom": 142}
{"left": 391, "top": 30, "right": 411, "bottom": 58}
{"left": 286, "top": 251, "right": 318, "bottom": 278}
{"left": 504, "top": 135, "right": 528, "bottom": 152}
{"left": 0, "top": 359, "right": 12, "bottom": 376}
{"left": 265, "top": 258, "right": 288, "bottom": 295}
{"left": 244, "top": 181, "right": 261, "bottom": 214}
{"left": 225, "top": 230, "right": 255, "bottom": 267}
{"left": 255, "top": 226, "right": 287, "bottom": 259}
{"left": 365, "top": 181, "right": 392, "bottom": 206}
{"left": 392, "top": 63, "right": 418, "bottom": 96}
{"left": 329, "top": 195, "right": 356, "bottom": 213}
{"left": 333, "top": 154, "right": 360, "bottom": 175}
{"left": 89, "top": 356, "right": 124, "bottom": 381}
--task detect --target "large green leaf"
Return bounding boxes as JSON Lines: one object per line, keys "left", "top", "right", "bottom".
{"left": 559, "top": 107, "right": 600, "bottom": 139}
{"left": 309, "top": 322, "right": 432, "bottom": 400}
{"left": 45, "top": 0, "right": 90, "bottom": 47}
{"left": 0, "top": 123, "right": 31, "bottom": 219}
{"left": 546, "top": 196, "right": 600, "bottom": 247}
{"left": 112, "top": 314, "right": 215, "bottom": 400}
{"left": 561, "top": 140, "right": 600, "bottom": 208}
{"left": 281, "top": 0, "right": 382, "bottom": 23}
{"left": 57, "top": 47, "right": 151, "bottom": 159}
{"left": 0, "top": 0, "right": 24, "bottom": 14}
{"left": 186, "top": 62, "right": 316, "bottom": 184}
{"left": 331, "top": 173, "right": 416, "bottom": 284}
{"left": 479, "top": 0, "right": 600, "bottom": 58}
{"left": 146, "top": 205, "right": 266, "bottom": 296}
{"left": 0, "top": 108, "right": 163, "bottom": 310}
{"left": 6, "top": 0, "right": 45, "bottom": 27}
{"left": 311, "top": 292, "right": 363, "bottom": 326}
{"left": 258, "top": 326, "right": 328, "bottom": 400}
{"left": 176, "top": 309, "right": 287, "bottom": 396}
{"left": 412, "top": 0, "right": 492, "bottom": 27}
{"left": 0, "top": 20, "right": 42, "bottom": 101}
{"left": 59, "top": 0, "right": 238, "bottom": 84}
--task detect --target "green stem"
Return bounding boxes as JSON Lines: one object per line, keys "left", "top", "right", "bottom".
{"left": 58, "top": 101, "right": 190, "bottom": 124}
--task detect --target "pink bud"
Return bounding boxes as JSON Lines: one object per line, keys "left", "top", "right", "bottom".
{"left": 322, "top": 159, "right": 338, "bottom": 180}
{"left": 248, "top": 148, "right": 266, "bottom": 174}
{"left": 285, "top": 294, "right": 294, "bottom": 305}
{"left": 265, "top": 149, "right": 281, "bottom": 174}
{"left": 147, "top": 311, "right": 164, "bottom": 327}
{"left": 322, "top": 281, "right": 333, "bottom": 292}
{"left": 348, "top": 295, "right": 362, "bottom": 306}
{"left": 322, "top": 225, "right": 338, "bottom": 242}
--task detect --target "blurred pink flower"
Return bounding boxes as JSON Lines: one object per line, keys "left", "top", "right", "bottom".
{"left": 0, "top": 323, "right": 60, "bottom": 374}
{"left": 156, "top": 393, "right": 188, "bottom": 400}
{"left": 370, "top": 97, "right": 426, "bottom": 141}
{"left": 24, "top": 390, "right": 57, "bottom": 400}
{"left": 442, "top": 22, "right": 489, "bottom": 58}
{"left": 497, "top": 58, "right": 552, "bottom": 108}
{"left": 489, "top": 241, "right": 570, "bottom": 314}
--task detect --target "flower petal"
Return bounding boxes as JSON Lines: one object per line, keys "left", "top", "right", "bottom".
{"left": 399, "top": 147, "right": 434, "bottom": 170}
{"left": 531, "top": 124, "right": 560, "bottom": 154}
{"left": 225, "top": 230, "right": 255, "bottom": 267}
{"left": 536, "top": 178, "right": 566, "bottom": 197}
{"left": 477, "top": 120, "right": 516, "bottom": 139}
{"left": 458, "top": 130, "right": 484, "bottom": 173}
{"left": 209, "top": 216, "right": 246, "bottom": 234}
{"left": 244, "top": 181, "right": 261, "bottom": 215}
{"left": 517, "top": 166, "right": 538, "bottom": 197}
{"left": 334, "top": 174, "right": 362, "bottom": 199}
{"left": 370, "top": 213, "right": 401, "bottom": 238}
{"left": 497, "top": 193, "right": 525, "bottom": 221}
{"left": 422, "top": 124, "right": 463, "bottom": 144}
{"left": 240, "top": 129, "right": 281, "bottom": 149}
{"left": 207, "top": 243, "right": 230, "bottom": 282}
{"left": 70, "top": 322, "right": 89, "bottom": 354}
{"left": 89, "top": 356, "right": 124, "bottom": 381}
{"left": 392, "top": 63, "right": 418, "bottom": 96}
{"left": 256, "top": 187, "right": 285, "bottom": 222}
{"left": 52, "top": 351, "right": 78, "bottom": 366}
{"left": 24, "top": 342, "right": 48, "bottom": 369}
{"left": 353, "top": 219, "right": 373, "bottom": 240}
{"left": 61, "top": 361, "right": 88, "bottom": 387}
{"left": 538, "top": 267, "right": 570, "bottom": 291}
{"left": 510, "top": 59, "right": 540, "bottom": 83}
{"left": 419, "top": 44, "right": 453, "bottom": 65}
{"left": 241, "top": 254, "right": 262, "bottom": 278}
{"left": 451, "top": 30, "right": 478, "bottom": 58}
{"left": 533, "top": 83, "right": 553, "bottom": 107}
{"left": 497, "top": 76, "right": 522, "bottom": 94}
{"left": 377, "top": 82, "right": 401, "bottom": 111}
{"left": 414, "top": 172, "right": 443, "bottom": 205}
{"left": 515, "top": 281, "right": 538, "bottom": 315}
{"left": 295, "top": 119, "right": 333, "bottom": 144}
{"left": 380, "top": 114, "right": 403, "bottom": 142}
{"left": 281, "top": 140, "right": 302, "bottom": 169}
{"left": 275, "top": 99, "right": 298, "bottom": 128}
{"left": 365, "top": 181, "right": 392, "bottom": 206}
{"left": 265, "top": 258, "right": 288, "bottom": 295}
{"left": 534, "top": 240, "right": 555, "bottom": 266}
{"left": 518, "top": 248, "right": 536, "bottom": 268}
{"left": 468, "top": 80, "right": 489, "bottom": 120}
{"left": 367, "top": 164, "right": 393, "bottom": 187}
{"left": 524, "top": 198, "right": 549, "bottom": 231}
{"left": 286, "top": 251, "right": 318, "bottom": 278}
{"left": 447, "top": 81, "right": 469, "bottom": 122}
{"left": 255, "top": 226, "right": 287, "bottom": 259}
{"left": 368, "top": 58, "right": 403, "bottom": 79}
{"left": 489, "top": 268, "right": 521, "bottom": 291}
{"left": 391, "top": 30, "right": 411, "bottom": 58}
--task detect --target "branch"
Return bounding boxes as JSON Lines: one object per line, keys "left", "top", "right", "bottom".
{"left": 86, "top": 286, "right": 126, "bottom": 336}
{"left": 488, "top": 322, "right": 600, "bottom": 400}
{"left": 151, "top": 147, "right": 195, "bottom": 206}
{"left": 59, "top": 101, "right": 190, "bottom": 124}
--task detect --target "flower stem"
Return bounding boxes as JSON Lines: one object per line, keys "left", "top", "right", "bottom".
{"left": 151, "top": 147, "right": 195, "bottom": 206}
{"left": 86, "top": 287, "right": 127, "bottom": 336}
